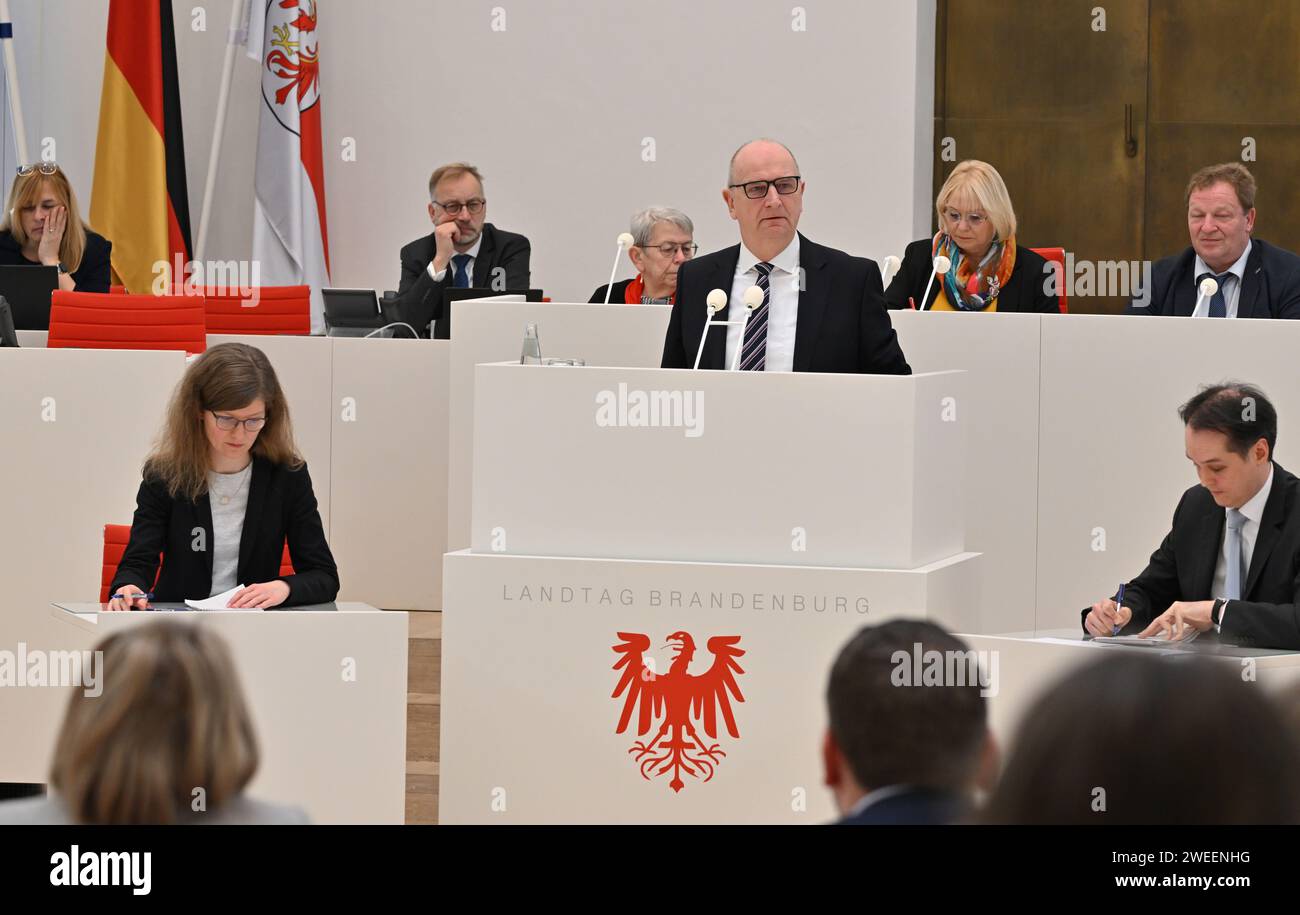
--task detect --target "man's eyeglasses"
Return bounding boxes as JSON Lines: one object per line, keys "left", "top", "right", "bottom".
{"left": 640, "top": 242, "right": 698, "bottom": 258}
{"left": 210, "top": 411, "right": 266, "bottom": 433}
{"left": 728, "top": 175, "right": 801, "bottom": 200}
{"left": 16, "top": 162, "right": 59, "bottom": 177}
{"left": 433, "top": 198, "right": 486, "bottom": 216}
{"left": 943, "top": 209, "right": 989, "bottom": 229}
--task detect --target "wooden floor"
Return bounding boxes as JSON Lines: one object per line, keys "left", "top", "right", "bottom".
{"left": 405, "top": 610, "right": 441, "bottom": 825}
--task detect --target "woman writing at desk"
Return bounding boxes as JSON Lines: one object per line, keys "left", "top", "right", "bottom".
{"left": 108, "top": 343, "right": 339, "bottom": 610}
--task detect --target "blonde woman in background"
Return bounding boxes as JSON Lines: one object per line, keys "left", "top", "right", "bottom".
{"left": 0, "top": 162, "right": 112, "bottom": 293}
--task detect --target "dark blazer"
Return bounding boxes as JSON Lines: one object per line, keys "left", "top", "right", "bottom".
{"left": 395, "top": 222, "right": 531, "bottom": 336}
{"left": 0, "top": 227, "right": 112, "bottom": 293}
{"left": 110, "top": 456, "right": 339, "bottom": 607}
{"left": 885, "top": 239, "right": 1060, "bottom": 313}
{"left": 1079, "top": 463, "right": 1300, "bottom": 649}
{"left": 661, "top": 233, "right": 911, "bottom": 374}
{"left": 589, "top": 278, "right": 634, "bottom": 304}
{"left": 836, "top": 787, "right": 968, "bottom": 825}
{"left": 1125, "top": 238, "right": 1300, "bottom": 318}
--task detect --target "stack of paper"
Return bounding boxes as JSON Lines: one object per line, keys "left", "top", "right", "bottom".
{"left": 184, "top": 585, "right": 262, "bottom": 611}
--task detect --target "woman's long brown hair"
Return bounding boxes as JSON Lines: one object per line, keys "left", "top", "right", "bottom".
{"left": 145, "top": 342, "right": 303, "bottom": 502}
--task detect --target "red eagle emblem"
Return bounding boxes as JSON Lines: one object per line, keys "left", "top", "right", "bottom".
{"left": 611, "top": 631, "right": 745, "bottom": 793}
{"left": 264, "top": 0, "right": 320, "bottom": 108}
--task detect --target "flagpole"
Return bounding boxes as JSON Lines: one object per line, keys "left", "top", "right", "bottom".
{"left": 195, "top": 0, "right": 247, "bottom": 263}
{"left": 0, "top": 0, "right": 30, "bottom": 165}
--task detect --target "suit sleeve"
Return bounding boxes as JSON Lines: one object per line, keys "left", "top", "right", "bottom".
{"left": 396, "top": 248, "right": 449, "bottom": 337}
{"left": 1028, "top": 254, "right": 1063, "bottom": 313}
{"left": 884, "top": 243, "right": 924, "bottom": 310}
{"left": 277, "top": 463, "right": 340, "bottom": 606}
{"left": 501, "top": 236, "right": 531, "bottom": 289}
{"left": 110, "top": 476, "right": 170, "bottom": 595}
{"left": 1078, "top": 494, "right": 1187, "bottom": 633}
{"left": 661, "top": 265, "right": 689, "bottom": 368}
{"left": 859, "top": 265, "right": 911, "bottom": 375}
{"left": 75, "top": 237, "right": 112, "bottom": 294}
{"left": 1219, "top": 564, "right": 1300, "bottom": 649}
{"left": 1270, "top": 255, "right": 1300, "bottom": 320}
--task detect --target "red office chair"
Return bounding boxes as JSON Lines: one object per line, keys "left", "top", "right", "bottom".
{"left": 204, "top": 284, "right": 311, "bottom": 335}
{"left": 48, "top": 291, "right": 207, "bottom": 353}
{"left": 100, "top": 523, "right": 295, "bottom": 602}
{"left": 1030, "top": 247, "right": 1068, "bottom": 313}
{"left": 109, "top": 284, "right": 128, "bottom": 295}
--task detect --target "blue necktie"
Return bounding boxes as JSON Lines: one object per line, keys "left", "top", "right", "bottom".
{"left": 1224, "top": 508, "right": 1246, "bottom": 600}
{"left": 452, "top": 254, "right": 472, "bottom": 288}
{"left": 1198, "top": 271, "right": 1232, "bottom": 318}
{"left": 739, "top": 262, "right": 773, "bottom": 371}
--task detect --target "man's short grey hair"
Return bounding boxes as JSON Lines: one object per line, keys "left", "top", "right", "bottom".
{"left": 728, "top": 138, "right": 801, "bottom": 185}
{"left": 630, "top": 207, "right": 694, "bottom": 247}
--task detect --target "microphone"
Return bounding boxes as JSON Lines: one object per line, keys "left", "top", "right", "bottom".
{"left": 1194, "top": 276, "right": 1219, "bottom": 316}
{"left": 731, "top": 285, "right": 766, "bottom": 370}
{"left": 880, "top": 255, "right": 902, "bottom": 287}
{"left": 603, "top": 232, "right": 636, "bottom": 305}
{"left": 919, "top": 255, "right": 951, "bottom": 311}
{"left": 706, "top": 288, "right": 728, "bottom": 315}
{"left": 692, "top": 288, "right": 730, "bottom": 370}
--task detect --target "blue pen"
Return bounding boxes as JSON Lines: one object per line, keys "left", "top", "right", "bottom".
{"left": 1112, "top": 583, "right": 1125, "bottom": 636}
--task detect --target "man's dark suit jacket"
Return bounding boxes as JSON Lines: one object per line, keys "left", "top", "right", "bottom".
{"left": 1080, "top": 462, "right": 1300, "bottom": 649}
{"left": 885, "top": 239, "right": 1061, "bottom": 313}
{"left": 835, "top": 787, "right": 968, "bottom": 825}
{"left": 660, "top": 233, "right": 911, "bottom": 374}
{"left": 395, "top": 222, "right": 531, "bottom": 336}
{"left": 1125, "top": 238, "right": 1300, "bottom": 318}
{"left": 110, "top": 456, "right": 340, "bottom": 606}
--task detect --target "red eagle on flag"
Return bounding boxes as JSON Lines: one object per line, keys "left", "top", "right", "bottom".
{"left": 611, "top": 631, "right": 746, "bottom": 793}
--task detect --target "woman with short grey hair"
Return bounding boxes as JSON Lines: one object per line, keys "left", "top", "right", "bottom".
{"left": 590, "top": 206, "right": 696, "bottom": 304}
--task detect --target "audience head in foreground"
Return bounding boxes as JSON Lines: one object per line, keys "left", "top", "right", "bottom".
{"left": 823, "top": 619, "right": 998, "bottom": 825}
{"left": 0, "top": 621, "right": 308, "bottom": 824}
{"left": 982, "top": 653, "right": 1300, "bottom": 824}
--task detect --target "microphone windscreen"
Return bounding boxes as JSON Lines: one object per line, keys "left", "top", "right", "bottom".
{"left": 617, "top": 232, "right": 635, "bottom": 248}
{"left": 706, "top": 288, "right": 728, "bottom": 312}
{"left": 932, "top": 255, "right": 952, "bottom": 274}
{"left": 742, "top": 285, "right": 765, "bottom": 309}
{"left": 1199, "top": 277, "right": 1219, "bottom": 298}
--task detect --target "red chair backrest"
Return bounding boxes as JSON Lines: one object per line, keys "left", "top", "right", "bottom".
{"left": 48, "top": 291, "right": 207, "bottom": 353}
{"left": 109, "top": 285, "right": 128, "bottom": 295}
{"left": 203, "top": 285, "right": 311, "bottom": 335}
{"left": 1029, "top": 247, "right": 1068, "bottom": 313}
{"left": 100, "top": 523, "right": 295, "bottom": 602}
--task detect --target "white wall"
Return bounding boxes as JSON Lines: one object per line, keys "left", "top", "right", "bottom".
{"left": 3, "top": 0, "right": 934, "bottom": 301}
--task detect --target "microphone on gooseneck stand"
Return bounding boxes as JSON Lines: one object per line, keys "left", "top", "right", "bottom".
{"left": 692, "top": 289, "right": 729, "bottom": 370}
{"left": 730, "top": 285, "right": 765, "bottom": 370}
{"left": 919, "top": 255, "right": 951, "bottom": 311}
{"left": 603, "top": 233, "right": 635, "bottom": 305}
{"left": 880, "top": 255, "right": 902, "bottom": 287}
{"left": 1193, "top": 276, "right": 1219, "bottom": 316}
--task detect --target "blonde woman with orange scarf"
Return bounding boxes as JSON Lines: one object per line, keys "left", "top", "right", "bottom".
{"left": 885, "top": 160, "right": 1060, "bottom": 313}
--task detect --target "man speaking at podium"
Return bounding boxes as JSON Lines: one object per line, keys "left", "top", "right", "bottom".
{"left": 661, "top": 139, "right": 910, "bottom": 374}
{"left": 1082, "top": 383, "right": 1300, "bottom": 649}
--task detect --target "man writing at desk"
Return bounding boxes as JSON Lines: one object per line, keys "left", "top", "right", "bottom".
{"left": 1083, "top": 383, "right": 1300, "bottom": 649}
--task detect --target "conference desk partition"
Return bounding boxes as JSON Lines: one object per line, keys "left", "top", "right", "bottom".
{"left": 440, "top": 364, "right": 980, "bottom": 824}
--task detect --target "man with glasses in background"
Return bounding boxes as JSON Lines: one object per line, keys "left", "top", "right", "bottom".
{"left": 661, "top": 138, "right": 909, "bottom": 374}
{"left": 589, "top": 206, "right": 696, "bottom": 305}
{"left": 395, "top": 161, "right": 531, "bottom": 336}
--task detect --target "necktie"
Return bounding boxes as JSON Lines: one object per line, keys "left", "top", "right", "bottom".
{"left": 452, "top": 254, "right": 472, "bottom": 288}
{"left": 739, "top": 262, "right": 773, "bottom": 371}
{"left": 1198, "top": 271, "right": 1232, "bottom": 318}
{"left": 1224, "top": 508, "right": 1246, "bottom": 600}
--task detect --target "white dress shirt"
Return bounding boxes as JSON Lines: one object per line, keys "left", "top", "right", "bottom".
{"left": 1213, "top": 463, "right": 1274, "bottom": 629}
{"left": 427, "top": 234, "right": 483, "bottom": 283}
{"left": 1191, "top": 239, "right": 1251, "bottom": 318}
{"left": 725, "top": 235, "right": 800, "bottom": 373}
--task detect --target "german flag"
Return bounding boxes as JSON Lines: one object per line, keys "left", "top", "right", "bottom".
{"left": 90, "top": 0, "right": 192, "bottom": 293}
